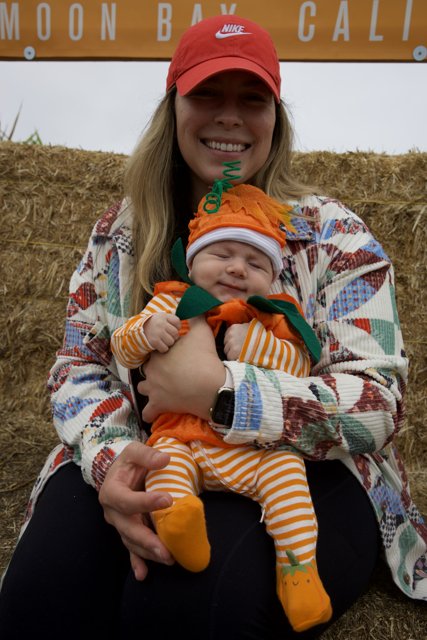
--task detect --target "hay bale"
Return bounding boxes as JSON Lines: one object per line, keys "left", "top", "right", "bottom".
{"left": 1, "top": 141, "right": 426, "bottom": 637}
{"left": 0, "top": 142, "right": 127, "bottom": 571}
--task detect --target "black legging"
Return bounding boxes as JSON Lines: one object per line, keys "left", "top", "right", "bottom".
{"left": 0, "top": 459, "right": 380, "bottom": 639}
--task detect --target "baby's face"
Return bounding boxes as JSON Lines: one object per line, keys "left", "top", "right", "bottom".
{"left": 189, "top": 240, "right": 274, "bottom": 302}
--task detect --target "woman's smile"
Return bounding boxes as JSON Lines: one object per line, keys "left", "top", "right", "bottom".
{"left": 202, "top": 139, "right": 250, "bottom": 153}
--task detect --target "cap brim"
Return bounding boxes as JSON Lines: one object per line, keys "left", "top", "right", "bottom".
{"left": 175, "top": 57, "right": 280, "bottom": 102}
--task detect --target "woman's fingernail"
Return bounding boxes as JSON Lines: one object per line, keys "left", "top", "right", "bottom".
{"left": 156, "top": 497, "right": 171, "bottom": 509}
{"left": 155, "top": 547, "right": 173, "bottom": 565}
{"left": 154, "top": 548, "right": 166, "bottom": 562}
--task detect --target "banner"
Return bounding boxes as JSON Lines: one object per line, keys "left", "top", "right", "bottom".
{"left": 0, "top": 0, "right": 426, "bottom": 61}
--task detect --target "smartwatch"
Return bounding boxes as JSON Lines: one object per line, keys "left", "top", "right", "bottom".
{"left": 209, "top": 387, "right": 235, "bottom": 431}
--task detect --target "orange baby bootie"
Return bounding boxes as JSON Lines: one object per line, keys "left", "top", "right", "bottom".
{"left": 152, "top": 495, "right": 211, "bottom": 572}
{"left": 276, "top": 550, "right": 332, "bottom": 632}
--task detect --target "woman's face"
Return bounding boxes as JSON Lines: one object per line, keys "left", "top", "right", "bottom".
{"left": 175, "top": 71, "right": 276, "bottom": 206}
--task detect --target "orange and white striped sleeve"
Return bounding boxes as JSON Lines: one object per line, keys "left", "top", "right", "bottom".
{"left": 111, "top": 293, "right": 179, "bottom": 369}
{"left": 238, "top": 319, "right": 311, "bottom": 378}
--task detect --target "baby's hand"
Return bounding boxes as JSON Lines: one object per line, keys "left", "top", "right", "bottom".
{"left": 224, "top": 323, "right": 250, "bottom": 360}
{"left": 144, "top": 314, "right": 181, "bottom": 353}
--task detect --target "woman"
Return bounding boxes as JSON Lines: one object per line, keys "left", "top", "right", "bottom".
{"left": 0, "top": 15, "right": 425, "bottom": 640}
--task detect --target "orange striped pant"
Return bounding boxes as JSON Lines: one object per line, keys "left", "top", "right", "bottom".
{"left": 145, "top": 437, "right": 318, "bottom": 565}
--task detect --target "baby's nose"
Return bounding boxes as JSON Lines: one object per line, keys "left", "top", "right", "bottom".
{"left": 227, "top": 259, "right": 246, "bottom": 276}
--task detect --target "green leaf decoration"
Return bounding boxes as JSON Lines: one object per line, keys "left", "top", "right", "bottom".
{"left": 175, "top": 285, "right": 222, "bottom": 320}
{"left": 286, "top": 549, "right": 299, "bottom": 566}
{"left": 280, "top": 551, "right": 311, "bottom": 577}
{"left": 171, "top": 238, "right": 192, "bottom": 284}
{"left": 247, "top": 295, "right": 321, "bottom": 363}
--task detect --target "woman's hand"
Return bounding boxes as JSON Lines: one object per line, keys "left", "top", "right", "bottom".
{"left": 138, "top": 316, "right": 227, "bottom": 423}
{"left": 99, "top": 442, "right": 174, "bottom": 581}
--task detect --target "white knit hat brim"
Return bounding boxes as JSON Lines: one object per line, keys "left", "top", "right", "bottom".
{"left": 186, "top": 228, "right": 284, "bottom": 277}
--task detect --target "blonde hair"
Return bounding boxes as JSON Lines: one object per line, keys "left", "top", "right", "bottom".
{"left": 125, "top": 90, "right": 314, "bottom": 315}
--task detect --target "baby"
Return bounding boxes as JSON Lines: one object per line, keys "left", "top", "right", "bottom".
{"left": 111, "top": 182, "right": 331, "bottom": 632}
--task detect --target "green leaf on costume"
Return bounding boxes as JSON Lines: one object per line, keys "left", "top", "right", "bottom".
{"left": 171, "top": 238, "right": 193, "bottom": 284}
{"left": 175, "top": 286, "right": 222, "bottom": 320}
{"left": 247, "top": 295, "right": 321, "bottom": 363}
{"left": 280, "top": 551, "right": 312, "bottom": 577}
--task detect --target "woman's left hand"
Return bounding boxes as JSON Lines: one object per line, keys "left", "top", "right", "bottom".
{"left": 98, "top": 442, "right": 174, "bottom": 580}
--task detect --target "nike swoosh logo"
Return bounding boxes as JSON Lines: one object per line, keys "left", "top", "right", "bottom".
{"left": 215, "top": 30, "right": 252, "bottom": 39}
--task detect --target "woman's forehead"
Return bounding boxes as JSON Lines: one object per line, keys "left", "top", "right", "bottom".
{"left": 195, "top": 70, "right": 272, "bottom": 91}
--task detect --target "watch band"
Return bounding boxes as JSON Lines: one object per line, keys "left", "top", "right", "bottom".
{"left": 209, "top": 367, "right": 234, "bottom": 435}
{"left": 209, "top": 387, "right": 235, "bottom": 432}
{"left": 209, "top": 369, "right": 235, "bottom": 432}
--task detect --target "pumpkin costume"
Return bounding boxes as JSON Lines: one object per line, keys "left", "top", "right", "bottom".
{"left": 111, "top": 180, "right": 332, "bottom": 632}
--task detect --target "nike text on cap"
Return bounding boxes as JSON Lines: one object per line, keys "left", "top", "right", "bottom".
{"left": 166, "top": 15, "right": 281, "bottom": 102}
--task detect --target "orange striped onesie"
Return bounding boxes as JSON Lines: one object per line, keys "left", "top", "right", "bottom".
{"left": 111, "top": 281, "right": 332, "bottom": 632}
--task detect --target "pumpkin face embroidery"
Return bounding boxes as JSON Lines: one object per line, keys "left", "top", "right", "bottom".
{"left": 276, "top": 550, "right": 332, "bottom": 633}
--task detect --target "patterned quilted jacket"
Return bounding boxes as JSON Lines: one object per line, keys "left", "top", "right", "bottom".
{"left": 22, "top": 195, "right": 427, "bottom": 601}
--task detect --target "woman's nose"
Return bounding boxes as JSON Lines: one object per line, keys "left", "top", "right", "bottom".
{"left": 214, "top": 100, "right": 243, "bottom": 129}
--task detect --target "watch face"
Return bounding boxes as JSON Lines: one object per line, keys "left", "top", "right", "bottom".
{"left": 212, "top": 389, "right": 235, "bottom": 428}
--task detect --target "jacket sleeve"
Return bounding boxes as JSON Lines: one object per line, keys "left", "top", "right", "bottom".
{"left": 111, "top": 294, "right": 179, "bottom": 369}
{"left": 47, "top": 211, "right": 141, "bottom": 490}
{"left": 223, "top": 200, "right": 408, "bottom": 459}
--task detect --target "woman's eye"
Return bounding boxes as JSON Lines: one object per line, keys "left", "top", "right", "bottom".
{"left": 190, "top": 88, "right": 218, "bottom": 99}
{"left": 244, "top": 92, "right": 270, "bottom": 104}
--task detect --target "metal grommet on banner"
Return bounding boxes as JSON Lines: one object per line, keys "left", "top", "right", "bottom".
{"left": 413, "top": 45, "right": 426, "bottom": 62}
{"left": 24, "top": 46, "right": 36, "bottom": 60}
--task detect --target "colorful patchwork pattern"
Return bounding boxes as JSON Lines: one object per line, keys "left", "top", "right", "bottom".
{"left": 19, "top": 195, "right": 426, "bottom": 602}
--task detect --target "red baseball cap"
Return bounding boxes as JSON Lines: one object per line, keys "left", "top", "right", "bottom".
{"left": 166, "top": 15, "right": 281, "bottom": 102}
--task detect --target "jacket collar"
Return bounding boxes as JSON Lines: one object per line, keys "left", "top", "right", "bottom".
{"left": 284, "top": 202, "right": 315, "bottom": 242}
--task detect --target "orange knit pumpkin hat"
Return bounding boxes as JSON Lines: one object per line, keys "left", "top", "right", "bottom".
{"left": 186, "top": 171, "right": 293, "bottom": 278}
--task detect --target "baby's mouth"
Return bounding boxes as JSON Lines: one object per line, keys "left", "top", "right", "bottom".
{"left": 219, "top": 282, "right": 246, "bottom": 293}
